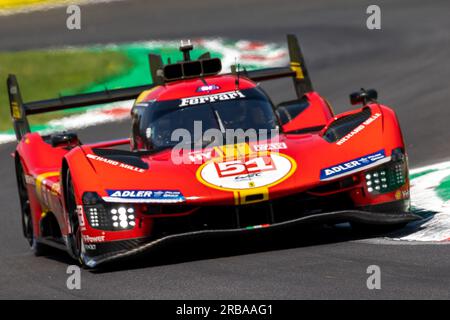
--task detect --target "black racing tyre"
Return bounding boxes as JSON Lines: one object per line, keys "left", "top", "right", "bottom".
{"left": 65, "top": 169, "right": 85, "bottom": 266}
{"left": 15, "top": 159, "right": 49, "bottom": 256}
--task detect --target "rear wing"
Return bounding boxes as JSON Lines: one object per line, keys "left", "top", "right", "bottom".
{"left": 7, "top": 34, "right": 313, "bottom": 141}
{"left": 237, "top": 34, "right": 313, "bottom": 96}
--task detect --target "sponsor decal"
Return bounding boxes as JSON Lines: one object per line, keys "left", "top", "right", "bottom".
{"left": 86, "top": 154, "right": 146, "bottom": 173}
{"left": 197, "top": 153, "right": 296, "bottom": 190}
{"left": 290, "top": 61, "right": 305, "bottom": 80}
{"left": 215, "top": 155, "right": 277, "bottom": 178}
{"left": 187, "top": 148, "right": 218, "bottom": 163}
{"left": 179, "top": 90, "right": 245, "bottom": 107}
{"left": 196, "top": 84, "right": 220, "bottom": 92}
{"left": 320, "top": 149, "right": 389, "bottom": 181}
{"left": 186, "top": 142, "right": 254, "bottom": 164}
{"left": 252, "top": 142, "right": 287, "bottom": 152}
{"left": 336, "top": 112, "right": 381, "bottom": 145}
{"left": 104, "top": 190, "right": 185, "bottom": 203}
{"left": 84, "top": 244, "right": 97, "bottom": 251}
{"left": 76, "top": 205, "right": 86, "bottom": 228}
{"left": 82, "top": 235, "right": 105, "bottom": 243}
{"left": 24, "top": 174, "right": 35, "bottom": 185}
{"left": 11, "top": 101, "right": 22, "bottom": 120}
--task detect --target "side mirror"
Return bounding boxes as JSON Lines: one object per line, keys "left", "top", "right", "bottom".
{"left": 48, "top": 132, "right": 80, "bottom": 148}
{"left": 349, "top": 88, "right": 378, "bottom": 105}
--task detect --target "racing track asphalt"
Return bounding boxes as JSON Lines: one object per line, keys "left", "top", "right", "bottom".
{"left": 0, "top": 0, "right": 449, "bottom": 299}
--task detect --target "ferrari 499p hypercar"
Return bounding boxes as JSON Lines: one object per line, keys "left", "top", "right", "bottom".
{"left": 8, "top": 35, "right": 419, "bottom": 267}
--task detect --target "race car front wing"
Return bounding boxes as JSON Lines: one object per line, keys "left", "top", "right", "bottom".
{"left": 81, "top": 209, "right": 420, "bottom": 268}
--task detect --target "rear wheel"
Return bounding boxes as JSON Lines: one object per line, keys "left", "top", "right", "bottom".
{"left": 65, "top": 170, "right": 85, "bottom": 266}
{"left": 15, "top": 159, "right": 48, "bottom": 256}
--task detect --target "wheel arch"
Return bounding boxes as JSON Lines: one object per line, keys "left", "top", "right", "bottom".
{"left": 60, "top": 158, "right": 70, "bottom": 213}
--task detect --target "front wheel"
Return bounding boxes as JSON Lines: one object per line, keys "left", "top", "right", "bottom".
{"left": 65, "top": 169, "right": 85, "bottom": 266}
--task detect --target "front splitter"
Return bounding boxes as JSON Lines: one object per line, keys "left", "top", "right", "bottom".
{"left": 82, "top": 210, "right": 420, "bottom": 268}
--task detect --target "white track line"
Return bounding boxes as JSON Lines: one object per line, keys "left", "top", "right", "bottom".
{"left": 391, "top": 164, "right": 450, "bottom": 242}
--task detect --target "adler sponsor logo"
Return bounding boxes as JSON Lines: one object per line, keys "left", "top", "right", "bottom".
{"left": 109, "top": 190, "right": 153, "bottom": 198}
{"left": 323, "top": 161, "right": 361, "bottom": 176}
{"left": 320, "top": 150, "right": 387, "bottom": 180}
{"left": 105, "top": 189, "right": 185, "bottom": 202}
{"left": 179, "top": 90, "right": 246, "bottom": 107}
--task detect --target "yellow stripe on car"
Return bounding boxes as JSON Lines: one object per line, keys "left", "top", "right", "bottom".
{"left": 35, "top": 171, "right": 60, "bottom": 197}
{"left": 215, "top": 142, "right": 253, "bottom": 160}
{"left": 135, "top": 87, "right": 160, "bottom": 104}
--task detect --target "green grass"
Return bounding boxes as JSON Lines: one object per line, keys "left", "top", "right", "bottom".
{"left": 0, "top": 49, "right": 132, "bottom": 131}
{"left": 436, "top": 174, "right": 450, "bottom": 201}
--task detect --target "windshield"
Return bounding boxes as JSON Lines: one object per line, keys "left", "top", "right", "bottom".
{"left": 138, "top": 88, "right": 279, "bottom": 150}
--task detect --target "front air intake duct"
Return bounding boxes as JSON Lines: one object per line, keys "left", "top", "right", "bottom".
{"left": 323, "top": 107, "right": 371, "bottom": 143}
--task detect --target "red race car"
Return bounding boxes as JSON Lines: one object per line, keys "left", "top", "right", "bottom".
{"left": 9, "top": 35, "right": 419, "bottom": 268}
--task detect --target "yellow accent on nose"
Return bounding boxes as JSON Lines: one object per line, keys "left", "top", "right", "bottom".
{"left": 238, "top": 187, "right": 269, "bottom": 205}
{"left": 216, "top": 142, "right": 253, "bottom": 160}
{"left": 135, "top": 86, "right": 160, "bottom": 104}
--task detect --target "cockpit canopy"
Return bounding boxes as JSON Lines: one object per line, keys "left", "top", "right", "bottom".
{"left": 131, "top": 87, "right": 280, "bottom": 151}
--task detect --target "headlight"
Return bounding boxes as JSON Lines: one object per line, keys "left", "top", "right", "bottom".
{"left": 364, "top": 148, "right": 407, "bottom": 195}
{"left": 110, "top": 207, "right": 136, "bottom": 229}
{"left": 82, "top": 192, "right": 136, "bottom": 230}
